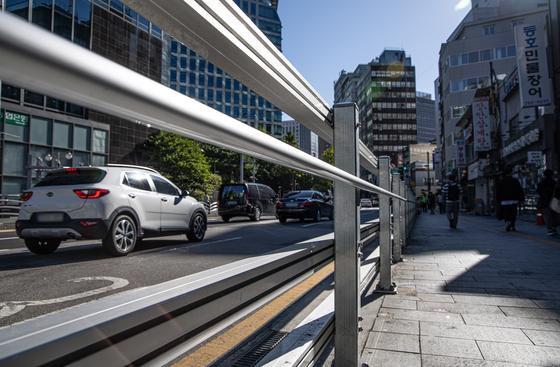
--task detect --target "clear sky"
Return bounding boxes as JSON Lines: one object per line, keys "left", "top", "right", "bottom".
{"left": 277, "top": 0, "right": 472, "bottom": 114}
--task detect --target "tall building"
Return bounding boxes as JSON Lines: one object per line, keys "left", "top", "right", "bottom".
{"left": 282, "top": 120, "right": 318, "bottom": 158}
{"left": 436, "top": 0, "right": 549, "bottom": 177}
{"left": 162, "top": 0, "right": 283, "bottom": 138}
{"left": 334, "top": 49, "right": 417, "bottom": 165}
{"left": 415, "top": 92, "right": 436, "bottom": 143}
{"left": 0, "top": 0, "right": 282, "bottom": 194}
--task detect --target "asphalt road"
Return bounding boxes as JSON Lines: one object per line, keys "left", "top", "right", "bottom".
{"left": 0, "top": 208, "right": 379, "bottom": 328}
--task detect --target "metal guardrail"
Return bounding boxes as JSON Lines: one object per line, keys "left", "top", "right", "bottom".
{"left": 0, "top": 194, "right": 21, "bottom": 218}
{"left": 0, "top": 222, "right": 378, "bottom": 367}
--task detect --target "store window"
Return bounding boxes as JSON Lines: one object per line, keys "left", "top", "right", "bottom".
{"left": 74, "top": 125, "right": 91, "bottom": 151}
{"left": 53, "top": 121, "right": 73, "bottom": 148}
{"left": 93, "top": 129, "right": 108, "bottom": 153}
{"left": 30, "top": 117, "right": 52, "bottom": 146}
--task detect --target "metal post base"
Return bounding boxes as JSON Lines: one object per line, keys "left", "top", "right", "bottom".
{"left": 374, "top": 282, "right": 397, "bottom": 294}
{"left": 392, "top": 256, "right": 404, "bottom": 264}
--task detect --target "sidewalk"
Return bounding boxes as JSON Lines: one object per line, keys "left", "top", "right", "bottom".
{"left": 361, "top": 211, "right": 560, "bottom": 367}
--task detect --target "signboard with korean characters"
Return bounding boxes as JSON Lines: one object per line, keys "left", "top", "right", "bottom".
{"left": 515, "top": 22, "right": 551, "bottom": 107}
{"left": 473, "top": 97, "right": 491, "bottom": 151}
{"left": 527, "top": 151, "right": 542, "bottom": 164}
{"left": 456, "top": 140, "right": 466, "bottom": 167}
{"left": 4, "top": 110, "right": 29, "bottom": 126}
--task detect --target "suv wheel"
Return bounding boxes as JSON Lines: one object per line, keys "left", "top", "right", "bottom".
{"left": 250, "top": 207, "right": 261, "bottom": 221}
{"left": 24, "top": 239, "right": 61, "bottom": 254}
{"left": 329, "top": 209, "right": 334, "bottom": 220}
{"left": 221, "top": 216, "right": 230, "bottom": 223}
{"left": 278, "top": 216, "right": 287, "bottom": 223}
{"left": 187, "top": 212, "right": 206, "bottom": 242}
{"left": 102, "top": 214, "right": 137, "bottom": 256}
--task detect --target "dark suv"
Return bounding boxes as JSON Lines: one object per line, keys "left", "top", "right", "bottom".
{"left": 217, "top": 183, "right": 277, "bottom": 222}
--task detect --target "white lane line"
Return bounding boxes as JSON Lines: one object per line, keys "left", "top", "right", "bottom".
{"left": 0, "top": 237, "right": 19, "bottom": 241}
{"left": 302, "top": 222, "right": 322, "bottom": 228}
{"left": 0, "top": 276, "right": 129, "bottom": 318}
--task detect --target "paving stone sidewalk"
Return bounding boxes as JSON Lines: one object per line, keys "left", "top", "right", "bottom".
{"left": 361, "top": 211, "right": 560, "bottom": 367}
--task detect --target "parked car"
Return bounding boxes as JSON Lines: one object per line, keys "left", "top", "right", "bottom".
{"left": 360, "top": 198, "right": 372, "bottom": 207}
{"left": 16, "top": 165, "right": 207, "bottom": 257}
{"left": 276, "top": 190, "right": 334, "bottom": 223}
{"left": 217, "top": 183, "right": 277, "bottom": 222}
{"left": 371, "top": 196, "right": 379, "bottom": 206}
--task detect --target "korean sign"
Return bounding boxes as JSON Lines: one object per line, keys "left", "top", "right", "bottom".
{"left": 472, "top": 97, "right": 491, "bottom": 151}
{"left": 515, "top": 22, "right": 551, "bottom": 107}
{"left": 4, "top": 110, "right": 29, "bottom": 126}
{"left": 456, "top": 140, "right": 466, "bottom": 167}
{"left": 527, "top": 151, "right": 542, "bottom": 164}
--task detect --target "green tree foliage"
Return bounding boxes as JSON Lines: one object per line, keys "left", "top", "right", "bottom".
{"left": 140, "top": 131, "right": 211, "bottom": 201}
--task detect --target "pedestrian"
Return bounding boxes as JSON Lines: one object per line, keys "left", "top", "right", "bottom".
{"left": 496, "top": 167, "right": 525, "bottom": 232}
{"left": 437, "top": 191, "right": 444, "bottom": 214}
{"left": 536, "top": 169, "right": 559, "bottom": 235}
{"left": 428, "top": 192, "right": 436, "bottom": 214}
{"left": 442, "top": 174, "right": 462, "bottom": 229}
{"left": 203, "top": 192, "right": 210, "bottom": 204}
{"left": 421, "top": 193, "right": 428, "bottom": 213}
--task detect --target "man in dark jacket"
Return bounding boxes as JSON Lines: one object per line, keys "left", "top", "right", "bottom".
{"left": 536, "top": 169, "right": 558, "bottom": 235}
{"left": 496, "top": 167, "right": 525, "bottom": 232}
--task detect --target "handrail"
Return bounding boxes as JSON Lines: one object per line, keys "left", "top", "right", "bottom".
{"left": 0, "top": 12, "right": 396, "bottom": 200}
{"left": 0, "top": 223, "right": 378, "bottom": 367}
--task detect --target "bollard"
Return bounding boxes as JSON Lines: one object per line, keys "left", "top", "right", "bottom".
{"left": 536, "top": 209, "right": 545, "bottom": 226}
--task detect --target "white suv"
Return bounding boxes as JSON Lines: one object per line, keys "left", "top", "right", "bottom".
{"left": 16, "top": 165, "right": 207, "bottom": 256}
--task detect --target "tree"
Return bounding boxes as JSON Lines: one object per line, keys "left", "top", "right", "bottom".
{"left": 140, "top": 131, "right": 211, "bottom": 201}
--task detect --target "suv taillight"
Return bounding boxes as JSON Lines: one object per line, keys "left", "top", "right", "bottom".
{"left": 73, "top": 189, "right": 110, "bottom": 199}
{"left": 22, "top": 192, "right": 33, "bottom": 201}
{"left": 301, "top": 201, "right": 313, "bottom": 206}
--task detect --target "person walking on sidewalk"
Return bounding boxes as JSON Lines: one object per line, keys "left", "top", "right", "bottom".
{"left": 536, "top": 169, "right": 559, "bottom": 235}
{"left": 442, "top": 174, "right": 462, "bottom": 228}
{"left": 497, "top": 167, "right": 525, "bottom": 232}
{"left": 437, "top": 191, "right": 444, "bottom": 214}
{"left": 420, "top": 193, "right": 428, "bottom": 213}
{"left": 428, "top": 192, "right": 436, "bottom": 214}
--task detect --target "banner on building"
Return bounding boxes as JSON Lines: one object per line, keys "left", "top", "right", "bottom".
{"left": 433, "top": 148, "right": 441, "bottom": 164}
{"left": 515, "top": 22, "right": 551, "bottom": 107}
{"left": 468, "top": 162, "right": 479, "bottom": 181}
{"left": 4, "top": 110, "right": 29, "bottom": 126}
{"left": 473, "top": 97, "right": 491, "bottom": 151}
{"left": 456, "top": 140, "right": 466, "bottom": 167}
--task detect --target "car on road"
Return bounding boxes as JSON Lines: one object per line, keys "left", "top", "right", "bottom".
{"left": 276, "top": 190, "right": 334, "bottom": 223}
{"left": 371, "top": 196, "right": 379, "bottom": 206}
{"left": 16, "top": 165, "right": 207, "bottom": 256}
{"left": 217, "top": 183, "right": 277, "bottom": 222}
{"left": 360, "top": 198, "right": 372, "bottom": 207}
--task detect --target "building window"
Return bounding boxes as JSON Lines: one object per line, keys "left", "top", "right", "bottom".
{"left": 483, "top": 26, "right": 495, "bottom": 35}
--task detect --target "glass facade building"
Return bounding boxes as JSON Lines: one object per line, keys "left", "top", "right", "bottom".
{"left": 0, "top": 0, "right": 283, "bottom": 194}
{"left": 416, "top": 92, "right": 436, "bottom": 143}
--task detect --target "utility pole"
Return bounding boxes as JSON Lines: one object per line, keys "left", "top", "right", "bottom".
{"left": 427, "top": 151, "right": 431, "bottom": 193}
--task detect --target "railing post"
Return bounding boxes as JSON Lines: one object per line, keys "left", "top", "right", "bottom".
{"left": 400, "top": 181, "right": 406, "bottom": 249}
{"left": 376, "top": 157, "right": 396, "bottom": 293}
{"left": 333, "top": 103, "right": 360, "bottom": 366}
{"left": 392, "top": 173, "right": 402, "bottom": 262}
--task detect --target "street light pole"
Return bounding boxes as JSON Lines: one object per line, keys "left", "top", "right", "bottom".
{"left": 427, "top": 151, "right": 431, "bottom": 193}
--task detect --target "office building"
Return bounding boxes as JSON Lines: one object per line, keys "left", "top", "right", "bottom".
{"left": 334, "top": 49, "right": 417, "bottom": 166}
{"left": 416, "top": 92, "right": 436, "bottom": 143}
{"left": 0, "top": 0, "right": 282, "bottom": 194}
{"left": 282, "top": 120, "right": 318, "bottom": 158}
{"left": 436, "top": 0, "right": 549, "bottom": 178}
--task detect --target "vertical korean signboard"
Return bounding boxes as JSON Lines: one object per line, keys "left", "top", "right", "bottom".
{"left": 473, "top": 97, "right": 491, "bottom": 151}
{"left": 515, "top": 22, "right": 551, "bottom": 107}
{"left": 456, "top": 140, "right": 466, "bottom": 167}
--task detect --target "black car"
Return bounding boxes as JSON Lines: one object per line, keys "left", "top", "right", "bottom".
{"left": 217, "top": 183, "right": 277, "bottom": 222}
{"left": 276, "top": 190, "right": 334, "bottom": 223}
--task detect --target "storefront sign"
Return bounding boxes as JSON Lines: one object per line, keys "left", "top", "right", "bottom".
{"left": 527, "top": 151, "right": 542, "bottom": 164}
{"left": 456, "top": 140, "right": 466, "bottom": 167}
{"left": 473, "top": 97, "right": 491, "bottom": 151}
{"left": 515, "top": 22, "right": 551, "bottom": 107}
{"left": 468, "top": 162, "right": 479, "bottom": 180}
{"left": 4, "top": 110, "right": 29, "bottom": 126}
{"left": 503, "top": 129, "right": 540, "bottom": 156}
{"left": 433, "top": 148, "right": 441, "bottom": 164}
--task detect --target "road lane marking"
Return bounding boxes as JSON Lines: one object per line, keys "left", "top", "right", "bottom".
{"left": 0, "top": 276, "right": 129, "bottom": 318}
{"left": 172, "top": 261, "right": 335, "bottom": 367}
{"left": 0, "top": 237, "right": 19, "bottom": 241}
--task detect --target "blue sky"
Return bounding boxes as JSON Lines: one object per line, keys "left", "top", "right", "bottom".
{"left": 277, "top": 0, "right": 472, "bottom": 112}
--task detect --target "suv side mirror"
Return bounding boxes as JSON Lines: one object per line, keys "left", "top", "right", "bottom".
{"left": 181, "top": 189, "right": 189, "bottom": 197}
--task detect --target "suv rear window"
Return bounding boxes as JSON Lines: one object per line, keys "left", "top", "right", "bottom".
{"left": 221, "top": 185, "right": 245, "bottom": 202}
{"left": 283, "top": 191, "right": 313, "bottom": 200}
{"left": 35, "top": 168, "right": 107, "bottom": 186}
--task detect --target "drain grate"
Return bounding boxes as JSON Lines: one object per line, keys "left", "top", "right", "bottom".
{"left": 230, "top": 330, "right": 288, "bottom": 367}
